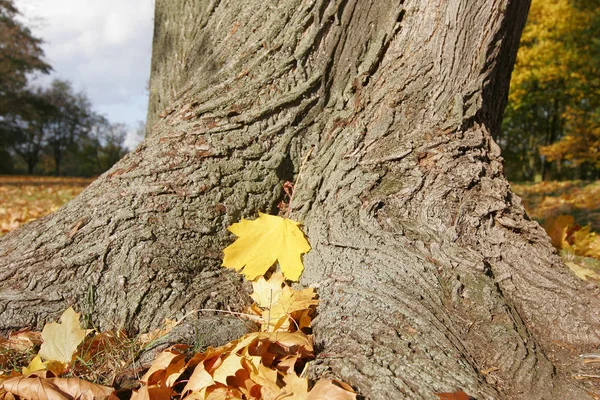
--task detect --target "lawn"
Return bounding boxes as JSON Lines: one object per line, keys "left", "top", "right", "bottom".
{"left": 0, "top": 176, "right": 94, "bottom": 235}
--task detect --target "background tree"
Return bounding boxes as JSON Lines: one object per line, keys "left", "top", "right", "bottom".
{"left": 41, "top": 79, "right": 95, "bottom": 175}
{"left": 5, "top": 89, "right": 55, "bottom": 174}
{"left": 500, "top": 0, "right": 600, "bottom": 180}
{"left": 0, "top": 0, "right": 50, "bottom": 172}
{"left": 75, "top": 117, "right": 129, "bottom": 176}
{"left": 1, "top": 0, "right": 600, "bottom": 398}
{"left": 6, "top": 80, "right": 100, "bottom": 175}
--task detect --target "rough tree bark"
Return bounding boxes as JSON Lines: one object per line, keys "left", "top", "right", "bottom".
{"left": 1, "top": 0, "right": 600, "bottom": 398}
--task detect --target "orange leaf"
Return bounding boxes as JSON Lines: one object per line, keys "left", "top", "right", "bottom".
{"left": 132, "top": 385, "right": 173, "bottom": 400}
{"left": 182, "top": 362, "right": 215, "bottom": 395}
{"left": 307, "top": 379, "right": 357, "bottom": 400}
{"left": 140, "top": 344, "right": 188, "bottom": 387}
{"left": 434, "top": 391, "right": 474, "bottom": 400}
{"left": 543, "top": 214, "right": 574, "bottom": 250}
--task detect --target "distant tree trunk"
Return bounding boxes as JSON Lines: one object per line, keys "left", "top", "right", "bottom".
{"left": 53, "top": 146, "right": 61, "bottom": 176}
{"left": 27, "top": 159, "right": 35, "bottom": 174}
{"left": 2, "top": 1, "right": 600, "bottom": 398}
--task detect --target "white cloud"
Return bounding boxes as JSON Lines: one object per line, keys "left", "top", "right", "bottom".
{"left": 15, "top": 0, "right": 154, "bottom": 137}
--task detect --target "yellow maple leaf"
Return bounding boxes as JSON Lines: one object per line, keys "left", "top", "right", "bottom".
{"left": 222, "top": 212, "right": 311, "bottom": 281}
{"left": 22, "top": 354, "right": 46, "bottom": 376}
{"left": 565, "top": 261, "right": 600, "bottom": 281}
{"left": 570, "top": 226, "right": 600, "bottom": 259}
{"left": 39, "top": 307, "right": 92, "bottom": 366}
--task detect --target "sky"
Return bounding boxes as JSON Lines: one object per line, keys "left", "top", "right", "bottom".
{"left": 14, "top": 0, "right": 155, "bottom": 149}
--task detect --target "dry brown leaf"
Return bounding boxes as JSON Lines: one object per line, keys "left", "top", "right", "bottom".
{"left": 186, "top": 344, "right": 233, "bottom": 370}
{"left": 3, "top": 328, "right": 43, "bottom": 351}
{"left": 47, "top": 377, "right": 114, "bottom": 400}
{"left": 307, "top": 379, "right": 357, "bottom": 400}
{"left": 204, "top": 385, "right": 245, "bottom": 400}
{"left": 251, "top": 364, "right": 279, "bottom": 400}
{"left": 434, "top": 391, "right": 473, "bottom": 400}
{"left": 226, "top": 362, "right": 261, "bottom": 398}
{"left": 258, "top": 331, "right": 314, "bottom": 355}
{"left": 0, "top": 375, "right": 16, "bottom": 400}
{"left": 2, "top": 376, "right": 69, "bottom": 400}
{"left": 0, "top": 390, "right": 15, "bottom": 400}
{"left": 81, "top": 330, "right": 128, "bottom": 361}
{"left": 275, "top": 355, "right": 300, "bottom": 374}
{"left": 140, "top": 344, "right": 188, "bottom": 386}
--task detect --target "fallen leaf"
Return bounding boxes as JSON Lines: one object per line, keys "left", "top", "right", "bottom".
{"left": 140, "top": 344, "right": 188, "bottom": 387}
{"left": 22, "top": 355, "right": 46, "bottom": 376}
{"left": 47, "top": 377, "right": 114, "bottom": 400}
{"left": 251, "top": 273, "right": 286, "bottom": 309}
{"left": 543, "top": 214, "right": 574, "bottom": 250}
{"left": 565, "top": 261, "right": 600, "bottom": 281}
{"left": 131, "top": 385, "right": 173, "bottom": 400}
{"left": 307, "top": 379, "right": 357, "bottom": 400}
{"left": 212, "top": 353, "right": 244, "bottom": 385}
{"left": 261, "top": 287, "right": 318, "bottom": 332}
{"left": 0, "top": 375, "right": 16, "bottom": 400}
{"left": 182, "top": 362, "right": 215, "bottom": 395}
{"left": 570, "top": 225, "right": 600, "bottom": 258}
{"left": 277, "top": 371, "right": 308, "bottom": 399}
{"left": 204, "top": 385, "right": 244, "bottom": 400}
{"left": 2, "top": 376, "right": 68, "bottom": 400}
{"left": 251, "top": 364, "right": 280, "bottom": 400}
{"left": 222, "top": 212, "right": 311, "bottom": 281}
{"left": 434, "top": 391, "right": 473, "bottom": 400}
{"left": 39, "top": 307, "right": 92, "bottom": 365}
{"left": 4, "top": 329, "right": 42, "bottom": 352}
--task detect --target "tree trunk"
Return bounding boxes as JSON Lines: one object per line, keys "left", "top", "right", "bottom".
{"left": 2, "top": 0, "right": 600, "bottom": 398}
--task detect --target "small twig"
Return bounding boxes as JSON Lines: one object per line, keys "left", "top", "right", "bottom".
{"left": 580, "top": 353, "right": 600, "bottom": 359}
{"left": 574, "top": 374, "right": 600, "bottom": 380}
{"left": 193, "top": 308, "right": 263, "bottom": 322}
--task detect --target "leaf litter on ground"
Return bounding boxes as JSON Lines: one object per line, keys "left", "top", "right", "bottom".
{"left": 0, "top": 212, "right": 357, "bottom": 400}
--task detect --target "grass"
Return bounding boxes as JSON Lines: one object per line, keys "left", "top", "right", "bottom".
{"left": 0, "top": 175, "right": 93, "bottom": 235}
